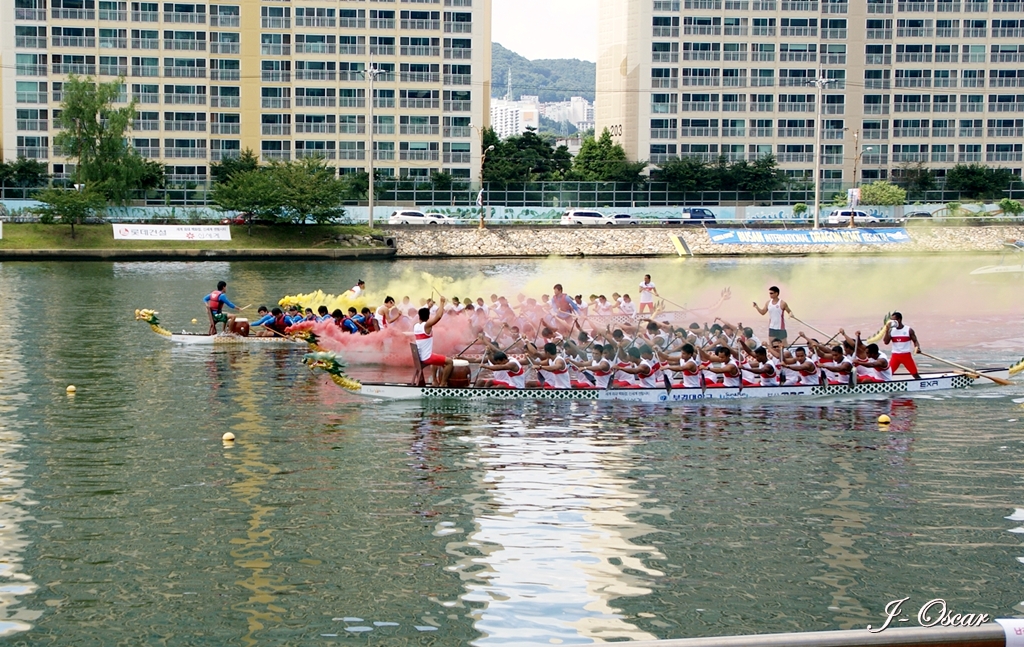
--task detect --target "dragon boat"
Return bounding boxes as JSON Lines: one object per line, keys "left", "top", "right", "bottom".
{"left": 135, "top": 309, "right": 305, "bottom": 347}
{"left": 303, "top": 350, "right": 1011, "bottom": 404}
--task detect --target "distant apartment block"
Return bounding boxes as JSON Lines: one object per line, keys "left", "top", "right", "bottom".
{"left": 597, "top": 0, "right": 1024, "bottom": 189}
{"left": 490, "top": 95, "right": 539, "bottom": 138}
{"left": 0, "top": 0, "right": 492, "bottom": 185}
{"left": 540, "top": 95, "right": 594, "bottom": 132}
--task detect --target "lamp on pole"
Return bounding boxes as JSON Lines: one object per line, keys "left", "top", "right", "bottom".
{"left": 809, "top": 76, "right": 836, "bottom": 229}
{"left": 479, "top": 144, "right": 495, "bottom": 230}
{"left": 366, "top": 62, "right": 382, "bottom": 228}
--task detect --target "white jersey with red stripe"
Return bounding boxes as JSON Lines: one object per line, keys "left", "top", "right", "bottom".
{"left": 590, "top": 360, "right": 613, "bottom": 389}
{"left": 638, "top": 358, "right": 659, "bottom": 388}
{"left": 679, "top": 360, "right": 702, "bottom": 389}
{"left": 760, "top": 359, "right": 780, "bottom": 387}
{"left": 797, "top": 362, "right": 821, "bottom": 386}
{"left": 720, "top": 359, "right": 742, "bottom": 387}
{"left": 541, "top": 358, "right": 572, "bottom": 389}
{"left": 615, "top": 361, "right": 635, "bottom": 385}
{"left": 502, "top": 358, "right": 526, "bottom": 389}
{"left": 869, "top": 352, "right": 893, "bottom": 382}
{"left": 889, "top": 323, "right": 914, "bottom": 354}
{"left": 413, "top": 322, "right": 433, "bottom": 361}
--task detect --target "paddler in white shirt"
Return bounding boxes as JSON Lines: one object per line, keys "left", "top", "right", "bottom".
{"left": 638, "top": 274, "right": 659, "bottom": 315}
{"left": 883, "top": 312, "right": 921, "bottom": 379}
{"left": 477, "top": 350, "right": 526, "bottom": 389}
{"left": 347, "top": 280, "right": 365, "bottom": 299}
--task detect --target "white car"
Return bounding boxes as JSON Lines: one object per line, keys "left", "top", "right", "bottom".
{"left": 387, "top": 210, "right": 453, "bottom": 225}
{"left": 605, "top": 213, "right": 641, "bottom": 225}
{"left": 559, "top": 209, "right": 608, "bottom": 226}
{"left": 826, "top": 209, "right": 881, "bottom": 225}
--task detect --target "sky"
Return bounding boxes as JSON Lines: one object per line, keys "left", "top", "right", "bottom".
{"left": 492, "top": 0, "right": 597, "bottom": 62}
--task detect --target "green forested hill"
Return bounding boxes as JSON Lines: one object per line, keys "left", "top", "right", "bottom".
{"left": 491, "top": 43, "right": 595, "bottom": 103}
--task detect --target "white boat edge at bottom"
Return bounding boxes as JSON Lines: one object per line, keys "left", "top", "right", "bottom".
{"left": 343, "top": 370, "right": 1009, "bottom": 403}
{"left": 166, "top": 332, "right": 305, "bottom": 346}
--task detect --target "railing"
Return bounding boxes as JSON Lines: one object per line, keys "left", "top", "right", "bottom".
{"left": 210, "top": 42, "right": 240, "bottom": 54}
{"left": 99, "top": 9, "right": 126, "bottom": 20}
{"left": 681, "top": 77, "right": 716, "bottom": 86}
{"left": 16, "top": 8, "right": 46, "bottom": 20}
{"left": 444, "top": 74, "right": 471, "bottom": 85}
{"left": 752, "top": 26, "right": 776, "bottom": 35}
{"left": 679, "top": 127, "right": 719, "bottom": 137}
{"left": 135, "top": 146, "right": 160, "bottom": 158}
{"left": 210, "top": 149, "right": 241, "bottom": 161}
{"left": 402, "top": 46, "right": 440, "bottom": 56}
{"left": 15, "top": 36, "right": 47, "bottom": 48}
{"left": 373, "top": 150, "right": 395, "bottom": 160}
{"left": 444, "top": 21, "right": 472, "bottom": 32}
{"left": 165, "top": 121, "right": 206, "bottom": 131}
{"left": 261, "top": 151, "right": 289, "bottom": 162}
{"left": 338, "top": 44, "right": 366, "bottom": 55}
{"left": 53, "top": 63, "right": 97, "bottom": 75}
{"left": 100, "top": 65, "right": 129, "bottom": 76}
{"left": 296, "top": 43, "right": 335, "bottom": 54}
{"left": 52, "top": 8, "right": 95, "bottom": 19}
{"left": 401, "top": 19, "right": 439, "bottom": 29}
{"left": 863, "top": 129, "right": 889, "bottom": 139}
{"left": 338, "top": 18, "right": 366, "bottom": 28}
{"left": 369, "top": 45, "right": 394, "bottom": 56}
{"left": 209, "top": 14, "right": 239, "bottom": 26}
{"left": 681, "top": 101, "right": 719, "bottom": 111}
{"left": 16, "top": 119, "right": 48, "bottom": 131}
{"left": 261, "top": 44, "right": 290, "bottom": 55}
{"left": 52, "top": 36, "right": 96, "bottom": 47}
{"left": 131, "top": 10, "right": 158, "bottom": 21}
{"left": 132, "top": 38, "right": 159, "bottom": 49}
{"left": 17, "top": 147, "right": 48, "bottom": 159}
{"left": 445, "top": 126, "right": 471, "bottom": 137}
{"left": 165, "top": 39, "right": 205, "bottom": 50}
{"left": 988, "top": 151, "right": 1024, "bottom": 161}
{"left": 297, "top": 70, "right": 337, "bottom": 81}
{"left": 370, "top": 18, "right": 395, "bottom": 28}
{"left": 261, "top": 97, "right": 291, "bottom": 108}
{"left": 133, "top": 92, "right": 159, "bottom": 104}
{"left": 296, "top": 96, "right": 335, "bottom": 107}
{"left": 991, "top": 78, "right": 1023, "bottom": 87}
{"left": 400, "top": 150, "right": 440, "bottom": 161}
{"left": 164, "top": 67, "right": 205, "bottom": 78}
{"left": 722, "top": 127, "right": 745, "bottom": 137}
{"left": 651, "top": 129, "right": 678, "bottom": 139}
{"left": 261, "top": 71, "right": 290, "bottom": 82}
{"left": 821, "top": 28, "right": 847, "bottom": 38}
{"left": 724, "top": 77, "right": 749, "bottom": 87}
{"left": 443, "top": 100, "right": 471, "bottom": 111}
{"left": 338, "top": 150, "right": 366, "bottom": 160}
{"left": 17, "top": 64, "right": 47, "bottom": 77}
{"left": 296, "top": 16, "right": 335, "bottom": 27}
{"left": 338, "top": 98, "right": 366, "bottom": 108}
{"left": 296, "top": 149, "right": 336, "bottom": 160}
{"left": 990, "top": 127, "right": 1024, "bottom": 136}
{"left": 822, "top": 1, "right": 848, "bottom": 11}
{"left": 779, "top": 128, "right": 814, "bottom": 137}
{"left": 297, "top": 123, "right": 338, "bottom": 134}
{"left": 868, "top": 1, "right": 894, "bottom": 11}
{"left": 165, "top": 147, "right": 206, "bottom": 158}
{"left": 210, "top": 69, "right": 240, "bottom": 81}
{"left": 165, "top": 94, "right": 205, "bottom": 105}
{"left": 960, "top": 126, "right": 983, "bottom": 136}
{"left": 164, "top": 11, "right": 205, "bottom": 23}
{"left": 400, "top": 124, "right": 440, "bottom": 135}
{"left": 444, "top": 47, "right": 472, "bottom": 59}
{"left": 680, "top": 26, "right": 713, "bottom": 35}
{"left": 938, "top": 0, "right": 961, "bottom": 8}
{"left": 210, "top": 122, "right": 240, "bottom": 134}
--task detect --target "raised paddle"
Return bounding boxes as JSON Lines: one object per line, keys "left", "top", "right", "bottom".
{"left": 917, "top": 351, "right": 1014, "bottom": 386}
{"left": 789, "top": 315, "right": 830, "bottom": 339}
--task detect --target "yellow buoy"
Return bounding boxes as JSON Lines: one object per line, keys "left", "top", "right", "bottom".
{"left": 66, "top": 385, "right": 77, "bottom": 394}
{"left": 191, "top": 318, "right": 198, "bottom": 324}
{"left": 878, "top": 414, "right": 891, "bottom": 425}
{"left": 222, "top": 432, "right": 235, "bottom": 442}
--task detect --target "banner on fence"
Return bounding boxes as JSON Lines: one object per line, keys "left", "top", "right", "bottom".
{"left": 112, "top": 224, "right": 231, "bottom": 241}
{"left": 707, "top": 228, "right": 911, "bottom": 245}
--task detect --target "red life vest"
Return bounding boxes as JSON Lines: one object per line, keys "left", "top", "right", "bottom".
{"left": 269, "top": 314, "right": 288, "bottom": 333}
{"left": 208, "top": 290, "right": 224, "bottom": 312}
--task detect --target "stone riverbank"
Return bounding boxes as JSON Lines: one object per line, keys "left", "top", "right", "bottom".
{"left": 387, "top": 225, "right": 1024, "bottom": 257}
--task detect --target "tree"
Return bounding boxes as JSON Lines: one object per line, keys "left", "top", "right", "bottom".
{"left": 571, "top": 129, "right": 647, "bottom": 185}
{"left": 740, "top": 155, "right": 785, "bottom": 194}
{"left": 53, "top": 75, "right": 152, "bottom": 203}
{"left": 210, "top": 148, "right": 260, "bottom": 185}
{"left": 211, "top": 169, "right": 283, "bottom": 234}
{"left": 945, "top": 163, "right": 1020, "bottom": 200}
{"left": 481, "top": 127, "right": 572, "bottom": 187}
{"left": 429, "top": 170, "right": 454, "bottom": 191}
{"left": 0, "top": 157, "right": 49, "bottom": 195}
{"left": 271, "top": 158, "right": 347, "bottom": 229}
{"left": 894, "top": 162, "right": 936, "bottom": 198}
{"left": 1000, "top": 198, "right": 1023, "bottom": 218}
{"left": 859, "top": 180, "right": 907, "bottom": 206}
{"left": 33, "top": 187, "right": 106, "bottom": 238}
{"left": 653, "top": 157, "right": 713, "bottom": 192}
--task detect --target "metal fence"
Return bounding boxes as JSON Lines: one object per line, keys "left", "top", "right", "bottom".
{"left": 3, "top": 181, "right": 1024, "bottom": 209}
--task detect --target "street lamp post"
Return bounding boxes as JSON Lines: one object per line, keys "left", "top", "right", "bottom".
{"left": 366, "top": 63, "right": 382, "bottom": 228}
{"left": 479, "top": 144, "right": 495, "bottom": 229}
{"left": 809, "top": 76, "right": 836, "bottom": 229}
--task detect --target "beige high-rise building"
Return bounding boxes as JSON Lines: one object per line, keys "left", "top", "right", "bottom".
{"left": 1, "top": 0, "right": 492, "bottom": 185}
{"left": 598, "top": 0, "right": 1024, "bottom": 190}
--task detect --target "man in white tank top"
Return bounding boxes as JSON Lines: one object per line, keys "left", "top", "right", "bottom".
{"left": 883, "top": 312, "right": 921, "bottom": 379}
{"left": 477, "top": 351, "right": 525, "bottom": 389}
{"left": 638, "top": 274, "right": 659, "bottom": 315}
{"left": 854, "top": 343, "right": 893, "bottom": 383}
{"left": 414, "top": 297, "right": 454, "bottom": 386}
{"left": 753, "top": 286, "right": 792, "bottom": 343}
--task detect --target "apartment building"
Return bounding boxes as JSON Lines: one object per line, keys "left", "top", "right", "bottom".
{"left": 1, "top": 0, "right": 491, "bottom": 185}
{"left": 597, "top": 0, "right": 1024, "bottom": 189}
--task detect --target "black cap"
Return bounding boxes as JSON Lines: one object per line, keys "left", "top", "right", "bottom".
{"left": 357, "top": 280, "right": 365, "bottom": 285}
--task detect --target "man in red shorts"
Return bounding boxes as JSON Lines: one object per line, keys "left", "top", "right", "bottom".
{"left": 883, "top": 312, "right": 921, "bottom": 379}
{"left": 414, "top": 296, "right": 454, "bottom": 386}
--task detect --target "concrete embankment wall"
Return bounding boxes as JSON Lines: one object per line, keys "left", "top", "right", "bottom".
{"left": 387, "top": 226, "right": 1024, "bottom": 257}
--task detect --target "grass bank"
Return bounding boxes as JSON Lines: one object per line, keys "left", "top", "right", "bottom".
{"left": 0, "top": 223, "right": 382, "bottom": 250}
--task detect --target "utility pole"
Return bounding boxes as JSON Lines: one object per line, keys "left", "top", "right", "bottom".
{"left": 367, "top": 62, "right": 382, "bottom": 228}
{"left": 809, "top": 76, "right": 836, "bottom": 229}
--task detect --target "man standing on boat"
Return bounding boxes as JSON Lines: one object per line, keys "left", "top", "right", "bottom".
{"left": 415, "top": 296, "right": 455, "bottom": 387}
{"left": 204, "top": 281, "right": 238, "bottom": 335}
{"left": 638, "top": 275, "right": 659, "bottom": 315}
{"left": 884, "top": 312, "right": 922, "bottom": 379}
{"left": 347, "top": 280, "right": 365, "bottom": 299}
{"left": 753, "top": 286, "right": 793, "bottom": 342}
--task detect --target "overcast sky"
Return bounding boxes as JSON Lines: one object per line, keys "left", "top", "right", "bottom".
{"left": 492, "top": 0, "right": 597, "bottom": 62}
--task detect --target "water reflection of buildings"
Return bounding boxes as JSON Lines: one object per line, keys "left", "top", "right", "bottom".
{"left": 0, "top": 279, "right": 41, "bottom": 637}
{"left": 444, "top": 412, "right": 663, "bottom": 645}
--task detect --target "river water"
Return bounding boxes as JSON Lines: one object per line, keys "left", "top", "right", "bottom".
{"left": 1, "top": 255, "right": 1024, "bottom": 646}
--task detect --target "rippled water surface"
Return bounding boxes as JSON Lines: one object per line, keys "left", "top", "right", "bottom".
{"left": 1, "top": 256, "right": 1024, "bottom": 645}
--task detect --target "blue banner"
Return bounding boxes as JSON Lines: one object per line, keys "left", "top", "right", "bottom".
{"left": 707, "top": 228, "right": 911, "bottom": 245}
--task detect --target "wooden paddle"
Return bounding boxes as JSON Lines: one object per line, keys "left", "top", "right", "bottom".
{"left": 917, "top": 351, "right": 1014, "bottom": 386}
{"left": 789, "top": 315, "right": 830, "bottom": 339}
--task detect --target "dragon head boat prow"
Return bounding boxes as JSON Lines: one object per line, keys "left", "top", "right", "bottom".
{"left": 303, "top": 351, "right": 362, "bottom": 392}
{"left": 135, "top": 308, "right": 172, "bottom": 337}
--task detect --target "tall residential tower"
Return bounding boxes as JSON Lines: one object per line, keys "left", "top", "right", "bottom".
{"left": 1, "top": 0, "right": 492, "bottom": 185}
{"left": 598, "top": 0, "right": 1024, "bottom": 189}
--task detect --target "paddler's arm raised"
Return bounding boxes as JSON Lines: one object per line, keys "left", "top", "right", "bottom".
{"left": 423, "top": 296, "right": 446, "bottom": 334}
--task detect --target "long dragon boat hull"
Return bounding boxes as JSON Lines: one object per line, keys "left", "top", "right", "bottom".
{"left": 161, "top": 331, "right": 305, "bottom": 346}
{"left": 330, "top": 370, "right": 1009, "bottom": 404}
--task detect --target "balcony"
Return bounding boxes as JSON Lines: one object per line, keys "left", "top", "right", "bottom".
{"left": 402, "top": 19, "right": 440, "bottom": 29}
{"left": 210, "top": 149, "right": 240, "bottom": 161}
{"left": 100, "top": 64, "right": 128, "bottom": 76}
{"left": 297, "top": 123, "right": 337, "bottom": 134}
{"left": 781, "top": 27, "right": 817, "bottom": 36}
{"left": 649, "top": 154, "right": 676, "bottom": 164}
{"left": 16, "top": 36, "right": 47, "bottom": 48}
{"left": 400, "top": 150, "right": 440, "bottom": 161}
{"left": 724, "top": 26, "right": 748, "bottom": 35}
{"left": 369, "top": 45, "right": 394, "bottom": 56}
{"left": 165, "top": 121, "right": 205, "bottom": 131}
{"left": 401, "top": 124, "right": 440, "bottom": 135}
{"left": 210, "top": 96, "right": 239, "bottom": 108}
{"left": 931, "top": 151, "right": 955, "bottom": 162}
{"left": 134, "top": 118, "right": 160, "bottom": 130}
{"left": 937, "top": 1, "right": 961, "bottom": 8}
{"left": 723, "top": 77, "right": 749, "bottom": 87}
{"left": 164, "top": 67, "right": 205, "bottom": 78}
{"left": 965, "top": 28, "right": 987, "bottom": 36}
{"left": 339, "top": 150, "right": 366, "bottom": 160}
{"left": 16, "top": 119, "right": 48, "bottom": 131}
{"left": 932, "top": 127, "right": 955, "bottom": 136}
{"left": 782, "top": 0, "right": 818, "bottom": 7}
{"left": 992, "top": 53, "right": 1023, "bottom": 62}
{"left": 443, "top": 100, "right": 471, "bottom": 111}
{"left": 652, "top": 52, "right": 679, "bottom": 63}
{"left": 444, "top": 48, "right": 472, "bottom": 59}
{"left": 373, "top": 150, "right": 395, "bottom": 160}
{"left": 822, "top": 28, "right": 847, "bottom": 38}
{"left": 297, "top": 70, "right": 337, "bottom": 82}
{"left": 296, "top": 96, "right": 336, "bottom": 108}
{"left": 53, "top": 36, "right": 96, "bottom": 47}
{"left": 863, "top": 129, "right": 889, "bottom": 139}
{"left": 261, "top": 124, "right": 291, "bottom": 135}
{"left": 780, "top": 52, "right": 816, "bottom": 62}
{"left": 338, "top": 18, "right": 366, "bottom": 28}
{"left": 374, "top": 97, "right": 395, "bottom": 108}
{"left": 824, "top": 54, "right": 846, "bottom": 65}
{"left": 896, "top": 78, "right": 931, "bottom": 88}
{"left": 822, "top": 1, "right": 849, "bottom": 11}
{"left": 651, "top": 129, "right": 677, "bottom": 139}
{"left": 685, "top": 0, "right": 721, "bottom": 6}
{"left": 895, "top": 53, "right": 932, "bottom": 63}
{"left": 751, "top": 127, "right": 774, "bottom": 136}
{"left": 683, "top": 51, "right": 720, "bottom": 61}
{"left": 261, "top": 97, "right": 291, "bottom": 108}
{"left": 297, "top": 16, "right": 335, "bottom": 27}
{"left": 444, "top": 126, "right": 471, "bottom": 137}
{"left": 133, "top": 92, "right": 159, "bottom": 103}
{"left": 959, "top": 126, "right": 983, "bottom": 136}
{"left": 651, "top": 103, "right": 679, "bottom": 113}
{"left": 780, "top": 128, "right": 814, "bottom": 137}
{"left": 261, "top": 71, "right": 290, "bottom": 82}
{"left": 936, "top": 28, "right": 959, "bottom": 37}
{"left": 210, "top": 69, "right": 240, "bottom": 81}
{"left": 820, "top": 154, "right": 844, "bottom": 164}
{"left": 723, "top": 127, "right": 746, "bottom": 137}
{"left": 209, "top": 14, "right": 238, "bottom": 26}
{"left": 681, "top": 77, "right": 716, "bottom": 87}
{"left": 994, "top": 0, "right": 1024, "bottom": 8}
{"left": 959, "top": 151, "right": 982, "bottom": 162}
{"left": 444, "top": 21, "right": 472, "bottom": 32}
{"left": 164, "top": 11, "right": 205, "bottom": 23}
{"left": 17, "top": 64, "right": 48, "bottom": 77}
{"left": 52, "top": 8, "right": 95, "bottom": 19}
{"left": 824, "top": 129, "right": 845, "bottom": 139}
{"left": 961, "top": 77, "right": 984, "bottom": 87}
{"left": 681, "top": 26, "right": 714, "bottom": 35}
{"left": 135, "top": 145, "right": 160, "bottom": 158}
{"left": 53, "top": 63, "right": 97, "bottom": 75}
{"left": 994, "top": 28, "right": 1024, "bottom": 37}
{"left": 17, "top": 146, "right": 48, "bottom": 159}
{"left": 16, "top": 8, "right": 46, "bottom": 19}
{"left": 723, "top": 52, "right": 748, "bottom": 61}
{"left": 934, "top": 78, "right": 957, "bottom": 87}
{"left": 725, "top": 0, "right": 749, "bottom": 6}
{"left": 99, "top": 8, "right": 126, "bottom": 20}
{"left": 990, "top": 102, "right": 1024, "bottom": 112}
{"left": 165, "top": 94, "right": 205, "bottom": 105}
{"left": 338, "top": 44, "right": 366, "bottom": 55}
{"left": 990, "top": 127, "right": 1024, "bottom": 136}
{"left": 898, "top": 1, "right": 935, "bottom": 9}
{"left": 988, "top": 151, "right": 1024, "bottom": 161}
{"left": 131, "top": 10, "right": 158, "bottom": 21}
{"left": 131, "top": 38, "right": 159, "bottom": 49}
{"left": 296, "top": 149, "right": 336, "bottom": 160}
{"left": 261, "top": 44, "right": 290, "bottom": 55}
{"left": 868, "top": 1, "right": 894, "bottom": 11}
{"left": 403, "top": 46, "right": 440, "bottom": 56}
{"left": 865, "top": 79, "right": 891, "bottom": 89}
{"left": 897, "top": 27, "right": 933, "bottom": 37}
{"left": 373, "top": 124, "right": 395, "bottom": 134}
{"left": 893, "top": 127, "right": 928, "bottom": 137}
{"left": 752, "top": 26, "right": 776, "bottom": 36}
{"left": 166, "top": 146, "right": 206, "bottom": 158}
{"left": 338, "top": 97, "right": 366, "bottom": 108}
{"left": 751, "top": 102, "right": 775, "bottom": 111}
{"left": 991, "top": 78, "right": 1023, "bottom": 87}
{"left": 935, "top": 53, "right": 959, "bottom": 63}
{"left": 681, "top": 101, "right": 719, "bottom": 111}
{"left": 753, "top": 0, "right": 776, "bottom": 7}
{"left": 680, "top": 127, "right": 719, "bottom": 137}
{"left": 443, "top": 152, "right": 472, "bottom": 164}
{"left": 165, "top": 39, "right": 205, "bottom": 51}
{"left": 776, "top": 152, "right": 814, "bottom": 162}
{"left": 210, "top": 42, "right": 240, "bottom": 54}
{"left": 779, "top": 103, "right": 814, "bottom": 112}
{"left": 370, "top": 18, "right": 395, "bottom": 28}
{"left": 862, "top": 154, "right": 889, "bottom": 164}
{"left": 722, "top": 101, "right": 746, "bottom": 111}
{"left": 895, "top": 103, "right": 930, "bottom": 112}
{"left": 261, "top": 152, "right": 292, "bottom": 163}
{"left": 753, "top": 52, "right": 776, "bottom": 61}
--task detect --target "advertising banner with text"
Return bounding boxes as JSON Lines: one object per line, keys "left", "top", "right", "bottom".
{"left": 112, "top": 224, "right": 232, "bottom": 241}
{"left": 707, "top": 228, "right": 911, "bottom": 245}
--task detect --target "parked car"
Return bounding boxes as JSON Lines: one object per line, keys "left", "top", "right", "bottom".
{"left": 903, "top": 210, "right": 933, "bottom": 219}
{"left": 662, "top": 208, "right": 717, "bottom": 225}
{"left": 826, "top": 209, "right": 880, "bottom": 225}
{"left": 605, "top": 213, "right": 641, "bottom": 225}
{"left": 559, "top": 209, "right": 608, "bottom": 226}
{"left": 387, "top": 210, "right": 453, "bottom": 225}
